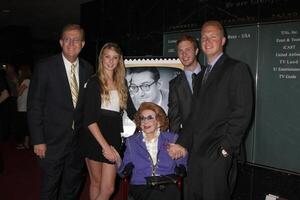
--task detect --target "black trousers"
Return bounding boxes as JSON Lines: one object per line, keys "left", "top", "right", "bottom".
{"left": 188, "top": 153, "right": 237, "bottom": 200}
{"left": 0, "top": 99, "right": 12, "bottom": 141}
{"left": 15, "top": 112, "right": 29, "bottom": 144}
{"left": 129, "top": 183, "right": 180, "bottom": 200}
{"left": 37, "top": 143, "right": 85, "bottom": 200}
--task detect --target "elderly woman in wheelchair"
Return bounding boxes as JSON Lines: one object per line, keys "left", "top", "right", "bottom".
{"left": 113, "top": 102, "right": 187, "bottom": 200}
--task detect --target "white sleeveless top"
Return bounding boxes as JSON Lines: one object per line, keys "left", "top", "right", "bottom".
{"left": 101, "top": 90, "right": 120, "bottom": 112}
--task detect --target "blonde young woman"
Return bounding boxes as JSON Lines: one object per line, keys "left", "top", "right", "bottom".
{"left": 83, "top": 42, "right": 136, "bottom": 200}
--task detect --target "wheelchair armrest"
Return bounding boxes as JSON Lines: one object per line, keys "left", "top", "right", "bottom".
{"left": 175, "top": 164, "right": 187, "bottom": 178}
{"left": 120, "top": 162, "right": 134, "bottom": 179}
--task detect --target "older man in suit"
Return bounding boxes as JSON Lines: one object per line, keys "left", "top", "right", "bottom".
{"left": 169, "top": 20, "right": 253, "bottom": 200}
{"left": 27, "top": 24, "right": 93, "bottom": 200}
{"left": 168, "top": 35, "right": 203, "bottom": 134}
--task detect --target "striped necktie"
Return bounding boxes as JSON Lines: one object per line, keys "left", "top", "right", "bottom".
{"left": 70, "top": 63, "right": 79, "bottom": 108}
{"left": 202, "top": 64, "right": 212, "bottom": 84}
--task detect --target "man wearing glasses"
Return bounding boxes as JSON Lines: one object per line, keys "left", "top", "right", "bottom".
{"left": 27, "top": 24, "right": 93, "bottom": 200}
{"left": 126, "top": 67, "right": 168, "bottom": 112}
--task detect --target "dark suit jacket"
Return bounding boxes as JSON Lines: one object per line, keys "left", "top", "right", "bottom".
{"left": 178, "top": 54, "right": 253, "bottom": 155}
{"left": 27, "top": 54, "right": 93, "bottom": 159}
{"left": 168, "top": 70, "right": 203, "bottom": 134}
{"left": 177, "top": 54, "right": 253, "bottom": 195}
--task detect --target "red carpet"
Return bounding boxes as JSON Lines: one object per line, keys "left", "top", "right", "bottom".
{"left": 1, "top": 138, "right": 300, "bottom": 200}
{"left": 0, "top": 140, "right": 123, "bottom": 200}
{"left": 0, "top": 141, "right": 40, "bottom": 200}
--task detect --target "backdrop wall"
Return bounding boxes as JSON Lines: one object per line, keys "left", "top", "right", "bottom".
{"left": 163, "top": 21, "right": 300, "bottom": 174}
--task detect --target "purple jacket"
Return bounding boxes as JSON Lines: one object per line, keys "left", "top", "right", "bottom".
{"left": 118, "top": 131, "right": 187, "bottom": 185}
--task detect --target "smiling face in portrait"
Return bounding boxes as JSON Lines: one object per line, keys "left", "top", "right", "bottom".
{"left": 177, "top": 40, "right": 199, "bottom": 70}
{"left": 140, "top": 109, "right": 159, "bottom": 136}
{"left": 200, "top": 24, "right": 226, "bottom": 62}
{"left": 129, "top": 71, "right": 161, "bottom": 108}
{"left": 60, "top": 29, "right": 85, "bottom": 63}
{"left": 102, "top": 48, "right": 120, "bottom": 73}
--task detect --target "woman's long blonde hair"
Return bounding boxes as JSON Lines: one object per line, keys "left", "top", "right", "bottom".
{"left": 97, "top": 42, "right": 128, "bottom": 109}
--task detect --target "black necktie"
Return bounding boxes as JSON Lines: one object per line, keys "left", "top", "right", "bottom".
{"left": 202, "top": 64, "right": 212, "bottom": 84}
{"left": 192, "top": 73, "right": 197, "bottom": 92}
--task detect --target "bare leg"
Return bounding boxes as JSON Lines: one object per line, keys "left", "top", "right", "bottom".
{"left": 86, "top": 158, "right": 103, "bottom": 200}
{"left": 96, "top": 162, "right": 117, "bottom": 200}
{"left": 24, "top": 136, "right": 30, "bottom": 149}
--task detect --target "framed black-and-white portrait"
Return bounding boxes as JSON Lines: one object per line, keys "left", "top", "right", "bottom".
{"left": 125, "top": 58, "right": 183, "bottom": 113}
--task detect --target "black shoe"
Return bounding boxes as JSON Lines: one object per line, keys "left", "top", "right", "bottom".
{"left": 16, "top": 144, "right": 25, "bottom": 150}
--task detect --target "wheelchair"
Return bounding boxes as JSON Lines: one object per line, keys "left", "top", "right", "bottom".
{"left": 119, "top": 163, "right": 187, "bottom": 200}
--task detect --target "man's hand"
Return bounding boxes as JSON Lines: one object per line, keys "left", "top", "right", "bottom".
{"left": 34, "top": 144, "right": 47, "bottom": 159}
{"left": 167, "top": 143, "right": 187, "bottom": 160}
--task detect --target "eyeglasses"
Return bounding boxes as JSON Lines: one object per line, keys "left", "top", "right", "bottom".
{"left": 129, "top": 81, "right": 156, "bottom": 93}
{"left": 140, "top": 115, "right": 156, "bottom": 123}
{"left": 62, "top": 37, "right": 82, "bottom": 45}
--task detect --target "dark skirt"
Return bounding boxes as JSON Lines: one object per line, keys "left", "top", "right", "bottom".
{"left": 83, "top": 109, "right": 122, "bottom": 164}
